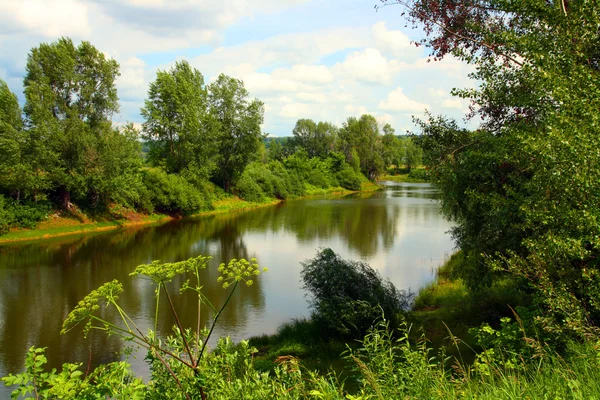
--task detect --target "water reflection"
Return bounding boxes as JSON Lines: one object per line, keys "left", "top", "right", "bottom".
{"left": 0, "top": 182, "right": 454, "bottom": 397}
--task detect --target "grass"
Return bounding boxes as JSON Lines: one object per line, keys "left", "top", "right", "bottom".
{"left": 248, "top": 318, "right": 352, "bottom": 375}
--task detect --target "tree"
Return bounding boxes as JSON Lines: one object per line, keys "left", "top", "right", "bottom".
{"left": 339, "top": 115, "right": 384, "bottom": 180}
{"left": 0, "top": 80, "right": 26, "bottom": 198}
{"left": 388, "top": 0, "right": 600, "bottom": 337}
{"left": 141, "top": 61, "right": 218, "bottom": 181}
{"left": 23, "top": 37, "right": 120, "bottom": 208}
{"left": 208, "top": 74, "right": 264, "bottom": 191}
{"left": 403, "top": 137, "right": 423, "bottom": 171}
{"left": 291, "top": 119, "right": 337, "bottom": 159}
{"left": 381, "top": 124, "right": 405, "bottom": 172}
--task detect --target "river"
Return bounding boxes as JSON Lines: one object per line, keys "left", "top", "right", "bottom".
{"left": 0, "top": 182, "right": 454, "bottom": 398}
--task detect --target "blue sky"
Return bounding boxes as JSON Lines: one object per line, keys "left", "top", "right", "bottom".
{"left": 0, "top": 0, "right": 476, "bottom": 136}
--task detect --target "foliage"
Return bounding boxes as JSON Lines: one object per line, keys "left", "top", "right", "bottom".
{"left": 141, "top": 168, "right": 208, "bottom": 215}
{"left": 23, "top": 37, "right": 121, "bottom": 209}
{"left": 291, "top": 119, "right": 337, "bottom": 159}
{"left": 406, "top": 168, "right": 429, "bottom": 182}
{"left": 386, "top": 0, "right": 600, "bottom": 338}
{"left": 338, "top": 115, "right": 384, "bottom": 180}
{"left": 301, "top": 248, "right": 411, "bottom": 339}
{"left": 0, "top": 195, "right": 51, "bottom": 234}
{"left": 209, "top": 74, "right": 265, "bottom": 191}
{"left": 141, "top": 60, "right": 218, "bottom": 181}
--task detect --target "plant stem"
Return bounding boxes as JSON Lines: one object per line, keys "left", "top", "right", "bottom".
{"left": 163, "top": 283, "right": 196, "bottom": 366}
{"left": 155, "top": 282, "right": 161, "bottom": 334}
{"left": 199, "top": 281, "right": 238, "bottom": 359}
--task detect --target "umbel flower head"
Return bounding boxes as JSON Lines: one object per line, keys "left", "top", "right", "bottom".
{"left": 217, "top": 258, "right": 268, "bottom": 289}
{"left": 61, "top": 280, "right": 123, "bottom": 336}
{"left": 130, "top": 255, "right": 211, "bottom": 283}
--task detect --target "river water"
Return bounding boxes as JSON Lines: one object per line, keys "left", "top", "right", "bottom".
{"left": 0, "top": 182, "right": 454, "bottom": 397}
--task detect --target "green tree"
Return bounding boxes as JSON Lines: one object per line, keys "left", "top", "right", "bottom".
{"left": 141, "top": 61, "right": 217, "bottom": 181}
{"left": 292, "top": 119, "right": 337, "bottom": 159}
{"left": 339, "top": 115, "right": 384, "bottom": 180}
{"left": 381, "top": 124, "right": 405, "bottom": 172}
{"left": 390, "top": 0, "right": 600, "bottom": 337}
{"left": 208, "top": 74, "right": 264, "bottom": 191}
{"left": 403, "top": 137, "right": 423, "bottom": 171}
{"left": 0, "top": 80, "right": 28, "bottom": 199}
{"left": 23, "top": 37, "right": 120, "bottom": 208}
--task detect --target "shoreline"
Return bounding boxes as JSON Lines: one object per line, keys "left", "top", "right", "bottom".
{"left": 0, "top": 183, "right": 381, "bottom": 245}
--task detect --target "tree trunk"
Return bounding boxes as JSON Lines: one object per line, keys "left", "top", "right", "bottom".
{"left": 59, "top": 187, "right": 71, "bottom": 210}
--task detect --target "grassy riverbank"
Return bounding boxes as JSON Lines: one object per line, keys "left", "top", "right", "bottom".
{"left": 247, "top": 251, "right": 534, "bottom": 381}
{"left": 379, "top": 167, "right": 430, "bottom": 183}
{"left": 0, "top": 181, "right": 381, "bottom": 244}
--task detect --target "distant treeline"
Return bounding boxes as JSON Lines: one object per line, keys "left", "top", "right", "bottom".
{"left": 0, "top": 37, "right": 425, "bottom": 234}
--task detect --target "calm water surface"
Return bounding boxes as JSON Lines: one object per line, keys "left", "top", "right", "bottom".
{"left": 0, "top": 182, "right": 454, "bottom": 397}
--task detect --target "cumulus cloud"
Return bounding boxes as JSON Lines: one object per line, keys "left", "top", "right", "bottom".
{"left": 333, "top": 48, "right": 398, "bottom": 85}
{"left": 0, "top": 0, "right": 90, "bottom": 37}
{"left": 0, "top": 0, "right": 477, "bottom": 135}
{"left": 379, "top": 87, "right": 429, "bottom": 112}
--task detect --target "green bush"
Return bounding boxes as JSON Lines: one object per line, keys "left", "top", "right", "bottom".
{"left": 301, "top": 248, "right": 411, "bottom": 339}
{"left": 141, "top": 168, "right": 207, "bottom": 215}
{"left": 0, "top": 195, "right": 51, "bottom": 234}
{"left": 236, "top": 172, "right": 266, "bottom": 203}
{"left": 407, "top": 168, "right": 430, "bottom": 181}
{"left": 336, "top": 167, "right": 362, "bottom": 191}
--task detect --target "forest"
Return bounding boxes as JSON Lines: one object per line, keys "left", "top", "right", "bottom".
{"left": 0, "top": 39, "right": 424, "bottom": 235}
{"left": 4, "top": 0, "right": 600, "bottom": 398}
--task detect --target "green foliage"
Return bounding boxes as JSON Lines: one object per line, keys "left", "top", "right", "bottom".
{"left": 301, "top": 248, "right": 411, "bottom": 339}
{"left": 339, "top": 115, "right": 384, "bottom": 180}
{"left": 0, "top": 195, "right": 51, "bottom": 234}
{"left": 141, "top": 168, "right": 208, "bottom": 215}
{"left": 397, "top": 0, "right": 600, "bottom": 338}
{"left": 407, "top": 168, "right": 430, "bottom": 182}
{"left": 336, "top": 167, "right": 362, "bottom": 191}
{"left": 24, "top": 37, "right": 121, "bottom": 208}
{"left": 209, "top": 74, "right": 265, "bottom": 191}
{"left": 141, "top": 60, "right": 217, "bottom": 180}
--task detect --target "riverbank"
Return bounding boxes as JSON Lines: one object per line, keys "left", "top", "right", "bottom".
{"left": 248, "top": 251, "right": 531, "bottom": 374}
{"left": 0, "top": 181, "right": 381, "bottom": 244}
{"left": 379, "top": 168, "right": 430, "bottom": 184}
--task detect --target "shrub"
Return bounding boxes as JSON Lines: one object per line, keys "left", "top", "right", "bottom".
{"left": 141, "top": 168, "right": 207, "bottom": 215}
{"left": 336, "top": 167, "right": 362, "bottom": 191}
{"left": 236, "top": 172, "right": 266, "bottom": 203}
{"left": 407, "top": 168, "right": 430, "bottom": 181}
{"left": 300, "top": 248, "right": 411, "bottom": 338}
{"left": 0, "top": 195, "right": 51, "bottom": 234}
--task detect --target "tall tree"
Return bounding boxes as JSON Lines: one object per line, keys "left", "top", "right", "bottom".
{"left": 292, "top": 119, "right": 337, "bottom": 158}
{"left": 208, "top": 74, "right": 264, "bottom": 191}
{"left": 381, "top": 123, "right": 405, "bottom": 172}
{"left": 387, "top": 0, "right": 600, "bottom": 336}
{"left": 0, "top": 80, "right": 26, "bottom": 198}
{"left": 141, "top": 61, "right": 218, "bottom": 181}
{"left": 339, "top": 115, "right": 384, "bottom": 180}
{"left": 23, "top": 37, "right": 120, "bottom": 208}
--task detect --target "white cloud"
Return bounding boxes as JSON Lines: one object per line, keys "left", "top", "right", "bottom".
{"left": 280, "top": 102, "right": 312, "bottom": 118}
{"left": 379, "top": 87, "right": 429, "bottom": 112}
{"left": 442, "top": 98, "right": 467, "bottom": 110}
{"left": 0, "top": 0, "right": 90, "bottom": 37}
{"left": 333, "top": 48, "right": 397, "bottom": 85}
{"left": 372, "top": 22, "right": 421, "bottom": 61}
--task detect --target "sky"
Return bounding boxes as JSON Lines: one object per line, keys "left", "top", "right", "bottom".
{"left": 0, "top": 0, "right": 477, "bottom": 136}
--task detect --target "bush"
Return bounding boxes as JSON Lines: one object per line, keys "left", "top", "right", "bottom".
{"left": 236, "top": 172, "right": 266, "bottom": 203}
{"left": 336, "top": 167, "right": 362, "bottom": 191}
{"left": 301, "top": 248, "right": 411, "bottom": 338}
{"left": 407, "top": 168, "right": 430, "bottom": 181}
{"left": 0, "top": 195, "right": 51, "bottom": 234}
{"left": 141, "top": 168, "right": 207, "bottom": 215}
